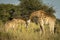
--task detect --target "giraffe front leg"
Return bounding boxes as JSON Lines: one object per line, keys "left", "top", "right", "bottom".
{"left": 40, "top": 20, "right": 45, "bottom": 34}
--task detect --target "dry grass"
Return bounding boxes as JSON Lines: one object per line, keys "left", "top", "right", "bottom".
{"left": 0, "top": 20, "right": 60, "bottom": 40}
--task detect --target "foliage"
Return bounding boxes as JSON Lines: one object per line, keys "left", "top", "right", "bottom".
{"left": 45, "top": 6, "right": 55, "bottom": 15}
{"left": 0, "top": 0, "right": 56, "bottom": 22}
{"left": 19, "top": 0, "right": 55, "bottom": 20}
{"left": 0, "top": 4, "right": 21, "bottom": 23}
{"left": 19, "top": 0, "right": 43, "bottom": 20}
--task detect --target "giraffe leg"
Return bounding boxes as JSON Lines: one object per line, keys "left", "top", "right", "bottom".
{"left": 49, "top": 23, "right": 54, "bottom": 34}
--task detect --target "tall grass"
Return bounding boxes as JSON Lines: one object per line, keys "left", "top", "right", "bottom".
{"left": 0, "top": 20, "right": 60, "bottom": 40}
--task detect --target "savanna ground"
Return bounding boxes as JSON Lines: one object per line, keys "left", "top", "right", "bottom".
{"left": 0, "top": 19, "right": 60, "bottom": 40}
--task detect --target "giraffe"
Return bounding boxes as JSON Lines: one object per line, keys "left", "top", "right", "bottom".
{"left": 4, "top": 18, "right": 26, "bottom": 32}
{"left": 27, "top": 10, "right": 56, "bottom": 34}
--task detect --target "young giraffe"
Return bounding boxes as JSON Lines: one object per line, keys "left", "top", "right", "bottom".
{"left": 27, "top": 10, "right": 56, "bottom": 34}
{"left": 4, "top": 18, "right": 26, "bottom": 32}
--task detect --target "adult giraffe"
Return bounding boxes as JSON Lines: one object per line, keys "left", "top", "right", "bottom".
{"left": 27, "top": 10, "right": 56, "bottom": 34}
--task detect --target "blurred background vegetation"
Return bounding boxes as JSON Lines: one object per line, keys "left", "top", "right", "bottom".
{"left": 0, "top": 0, "right": 60, "bottom": 40}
